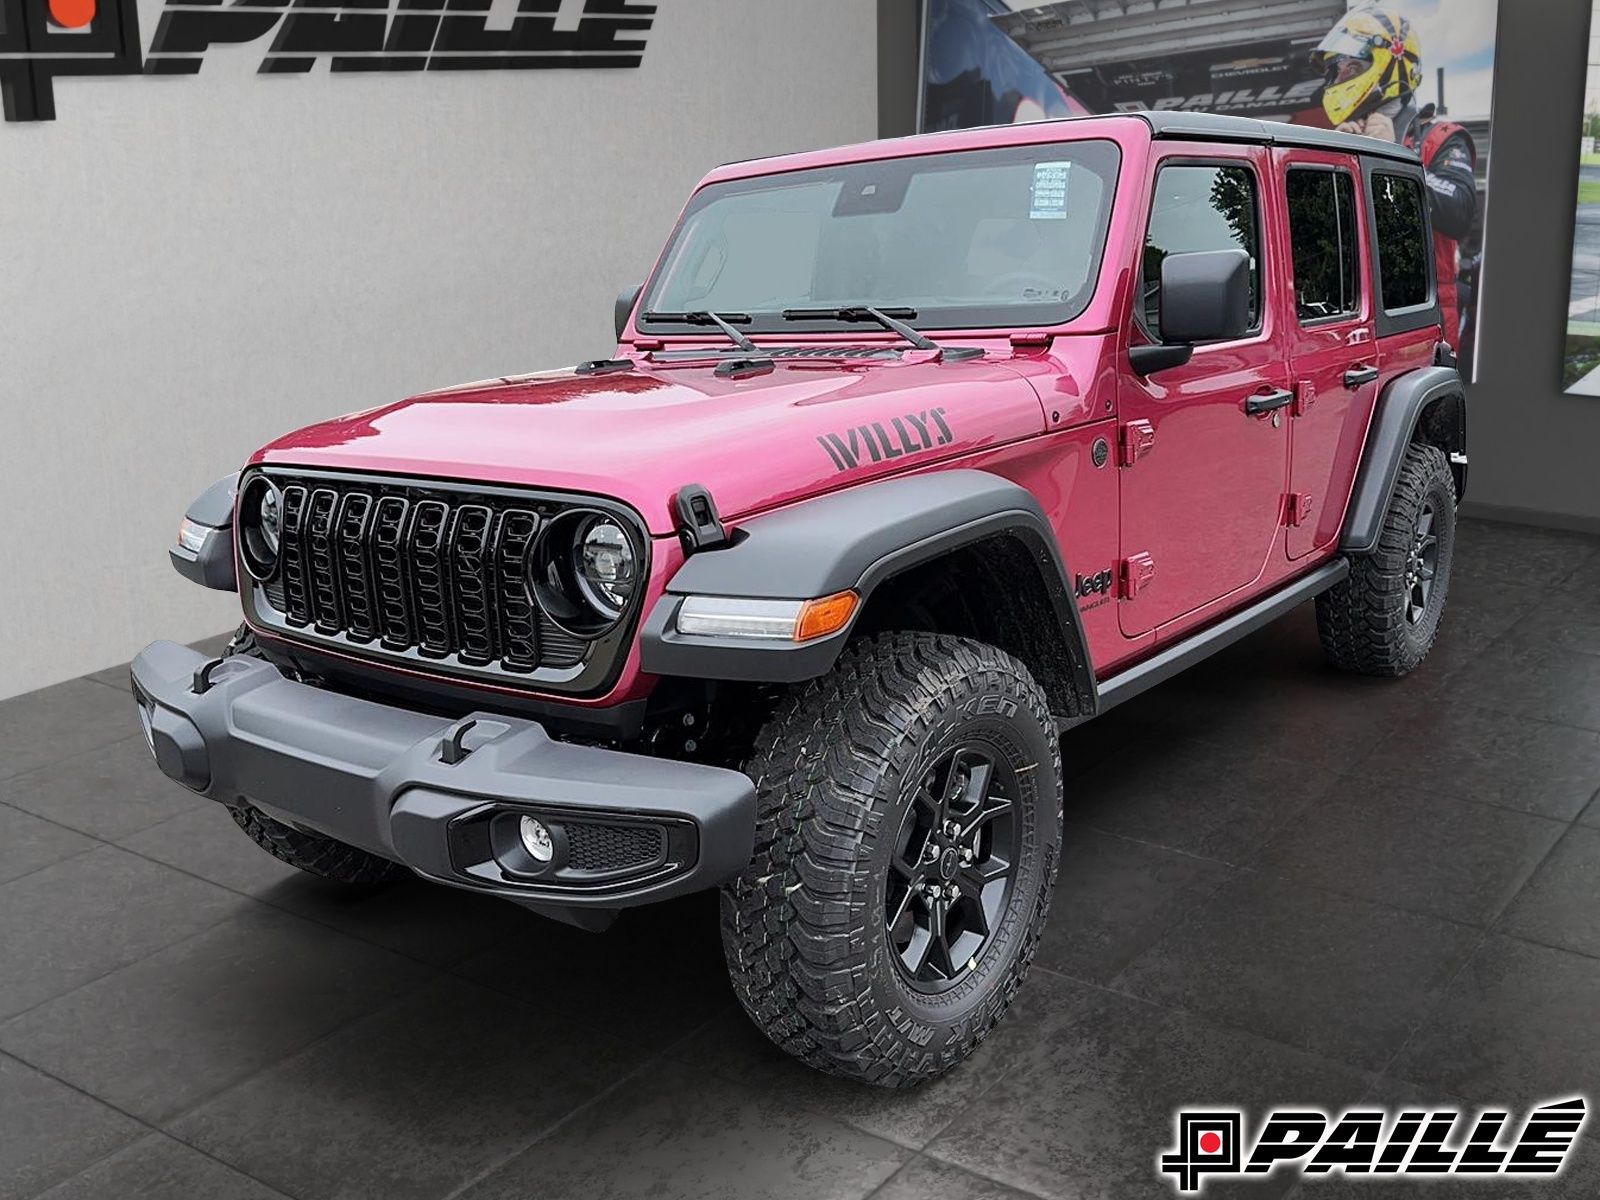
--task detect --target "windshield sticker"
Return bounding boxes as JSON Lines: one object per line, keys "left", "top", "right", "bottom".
{"left": 818, "top": 407, "right": 952, "bottom": 472}
{"left": 1030, "top": 161, "right": 1072, "bottom": 220}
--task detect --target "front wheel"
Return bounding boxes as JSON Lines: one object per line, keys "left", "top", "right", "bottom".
{"left": 720, "top": 633, "right": 1062, "bottom": 1087}
{"left": 1317, "top": 442, "right": 1457, "bottom": 676}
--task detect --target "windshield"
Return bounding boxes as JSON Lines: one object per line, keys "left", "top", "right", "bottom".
{"left": 638, "top": 140, "right": 1121, "bottom": 335}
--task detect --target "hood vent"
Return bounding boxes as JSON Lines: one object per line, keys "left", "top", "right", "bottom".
{"left": 650, "top": 344, "right": 903, "bottom": 364}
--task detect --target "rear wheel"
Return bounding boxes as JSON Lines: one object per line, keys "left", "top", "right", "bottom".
{"left": 1317, "top": 442, "right": 1457, "bottom": 676}
{"left": 721, "top": 632, "right": 1062, "bottom": 1087}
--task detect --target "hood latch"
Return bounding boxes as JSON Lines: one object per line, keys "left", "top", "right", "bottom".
{"left": 674, "top": 483, "right": 730, "bottom": 555}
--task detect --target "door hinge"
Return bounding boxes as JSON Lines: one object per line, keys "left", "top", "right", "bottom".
{"left": 1119, "top": 552, "right": 1157, "bottom": 599}
{"left": 1294, "top": 381, "right": 1317, "bottom": 417}
{"left": 1119, "top": 420, "right": 1155, "bottom": 467}
{"left": 1285, "top": 492, "right": 1314, "bottom": 526}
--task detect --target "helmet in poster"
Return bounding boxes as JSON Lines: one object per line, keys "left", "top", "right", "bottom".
{"left": 1312, "top": 7, "right": 1423, "bottom": 126}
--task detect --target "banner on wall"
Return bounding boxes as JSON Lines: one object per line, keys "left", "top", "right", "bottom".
{"left": 1564, "top": 1, "right": 1600, "bottom": 394}
{"left": 920, "top": 0, "right": 1498, "bottom": 380}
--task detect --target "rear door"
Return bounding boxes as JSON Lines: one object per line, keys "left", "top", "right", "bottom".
{"left": 1118, "top": 145, "right": 1292, "bottom": 637}
{"left": 1276, "top": 149, "right": 1378, "bottom": 559}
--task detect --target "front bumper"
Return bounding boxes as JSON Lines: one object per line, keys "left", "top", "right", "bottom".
{"left": 129, "top": 641, "right": 757, "bottom": 924}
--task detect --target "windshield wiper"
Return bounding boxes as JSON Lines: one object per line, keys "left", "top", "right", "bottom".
{"left": 781, "top": 306, "right": 984, "bottom": 361}
{"left": 640, "top": 310, "right": 758, "bottom": 353}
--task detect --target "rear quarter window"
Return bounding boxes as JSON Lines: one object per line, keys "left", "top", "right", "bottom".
{"left": 1371, "top": 172, "right": 1429, "bottom": 312}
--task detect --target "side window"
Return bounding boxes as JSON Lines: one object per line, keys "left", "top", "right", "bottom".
{"left": 1372, "top": 172, "right": 1429, "bottom": 311}
{"left": 1286, "top": 169, "right": 1360, "bottom": 323}
{"left": 1143, "top": 163, "right": 1261, "bottom": 336}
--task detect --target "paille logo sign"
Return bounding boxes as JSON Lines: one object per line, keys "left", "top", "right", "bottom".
{"left": 0, "top": 0, "right": 653, "bottom": 122}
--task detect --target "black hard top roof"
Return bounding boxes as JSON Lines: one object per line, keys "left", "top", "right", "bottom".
{"left": 1132, "top": 111, "right": 1421, "bottom": 164}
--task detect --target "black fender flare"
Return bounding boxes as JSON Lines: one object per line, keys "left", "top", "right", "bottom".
{"left": 639, "top": 469, "right": 1095, "bottom": 705}
{"left": 1341, "top": 366, "right": 1466, "bottom": 555}
{"left": 170, "top": 472, "right": 239, "bottom": 592}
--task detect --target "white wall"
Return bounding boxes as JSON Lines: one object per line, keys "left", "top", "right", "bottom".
{"left": 0, "top": 0, "right": 878, "bottom": 700}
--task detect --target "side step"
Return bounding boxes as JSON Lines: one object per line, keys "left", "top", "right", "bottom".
{"left": 1090, "top": 559, "right": 1350, "bottom": 718}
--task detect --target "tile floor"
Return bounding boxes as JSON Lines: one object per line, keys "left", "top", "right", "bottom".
{"left": 2, "top": 518, "right": 1597, "bottom": 1199}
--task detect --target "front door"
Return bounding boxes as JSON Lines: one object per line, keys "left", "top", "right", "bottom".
{"left": 1119, "top": 146, "right": 1292, "bottom": 637}
{"left": 1275, "top": 150, "right": 1380, "bottom": 559}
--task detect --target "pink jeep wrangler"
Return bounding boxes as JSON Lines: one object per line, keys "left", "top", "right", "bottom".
{"left": 135, "top": 112, "right": 1466, "bottom": 1086}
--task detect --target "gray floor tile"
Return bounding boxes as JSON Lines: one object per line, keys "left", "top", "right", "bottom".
{"left": 926, "top": 977, "right": 1369, "bottom": 1200}
{"left": 1252, "top": 783, "right": 1565, "bottom": 926}
{"left": 1501, "top": 588, "right": 1600, "bottom": 659}
{"left": 171, "top": 976, "right": 650, "bottom": 1200}
{"left": 1065, "top": 737, "right": 1336, "bottom": 865}
{"left": 873, "top": 1157, "right": 1038, "bottom": 1200}
{"left": 1112, "top": 872, "right": 1482, "bottom": 1073}
{"left": 0, "top": 736, "right": 209, "bottom": 840}
{"left": 0, "top": 906, "right": 432, "bottom": 1122}
{"left": 1349, "top": 704, "right": 1600, "bottom": 821}
{"left": 666, "top": 959, "right": 1080, "bottom": 1153}
{"left": 452, "top": 890, "right": 733, "bottom": 1049}
{"left": 1449, "top": 646, "right": 1600, "bottom": 732}
{"left": 1452, "top": 520, "right": 1600, "bottom": 590}
{"left": 34, "top": 1134, "right": 290, "bottom": 1200}
{"left": 1032, "top": 826, "right": 1238, "bottom": 984}
{"left": 1496, "top": 825, "right": 1600, "bottom": 958}
{"left": 1422, "top": 574, "right": 1550, "bottom": 673}
{"left": 1583, "top": 791, "right": 1600, "bottom": 827}
{"left": 119, "top": 804, "right": 324, "bottom": 897}
{"left": 0, "top": 845, "right": 248, "bottom": 1020}
{"left": 0, "top": 803, "right": 96, "bottom": 885}
{"left": 0, "top": 678, "right": 142, "bottom": 783}
{"left": 1389, "top": 935, "right": 1600, "bottom": 1105}
{"left": 457, "top": 1060, "right": 911, "bottom": 1200}
{"left": 122, "top": 804, "right": 534, "bottom": 967}
{"left": 0, "top": 1052, "right": 142, "bottom": 1200}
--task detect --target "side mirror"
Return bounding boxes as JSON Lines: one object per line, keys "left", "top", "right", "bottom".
{"left": 614, "top": 284, "right": 643, "bottom": 341}
{"left": 1158, "top": 248, "right": 1251, "bottom": 344}
{"left": 1130, "top": 249, "right": 1251, "bottom": 376}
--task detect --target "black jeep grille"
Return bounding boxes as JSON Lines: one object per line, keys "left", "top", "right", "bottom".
{"left": 248, "top": 470, "right": 636, "bottom": 688}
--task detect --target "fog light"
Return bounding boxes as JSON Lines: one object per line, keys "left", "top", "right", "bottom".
{"left": 519, "top": 816, "right": 555, "bottom": 863}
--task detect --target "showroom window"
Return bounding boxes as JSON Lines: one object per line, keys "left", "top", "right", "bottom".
{"left": 1286, "top": 168, "right": 1360, "bottom": 324}
{"left": 1372, "top": 172, "right": 1430, "bottom": 312}
{"left": 1142, "top": 162, "right": 1261, "bottom": 336}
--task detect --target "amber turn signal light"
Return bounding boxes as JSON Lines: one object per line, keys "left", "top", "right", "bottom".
{"left": 795, "top": 590, "right": 858, "bottom": 642}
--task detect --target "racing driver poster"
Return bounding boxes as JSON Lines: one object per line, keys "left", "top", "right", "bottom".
{"left": 919, "top": 0, "right": 1500, "bottom": 379}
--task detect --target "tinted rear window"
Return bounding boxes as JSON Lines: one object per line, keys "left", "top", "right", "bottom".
{"left": 1372, "top": 172, "right": 1429, "bottom": 311}
{"left": 1286, "top": 169, "right": 1360, "bottom": 323}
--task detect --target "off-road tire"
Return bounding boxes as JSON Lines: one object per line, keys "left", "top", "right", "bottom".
{"left": 1317, "top": 442, "right": 1456, "bottom": 676}
{"left": 721, "top": 632, "right": 1062, "bottom": 1088}
{"left": 230, "top": 804, "right": 411, "bottom": 885}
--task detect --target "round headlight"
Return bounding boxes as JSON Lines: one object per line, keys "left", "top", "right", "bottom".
{"left": 238, "top": 475, "right": 283, "bottom": 582}
{"left": 259, "top": 486, "right": 281, "bottom": 556}
{"left": 529, "top": 509, "right": 640, "bottom": 639}
{"left": 573, "top": 517, "right": 636, "bottom": 619}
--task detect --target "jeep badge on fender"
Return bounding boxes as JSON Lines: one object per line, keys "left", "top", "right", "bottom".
{"left": 134, "top": 111, "right": 1465, "bottom": 1088}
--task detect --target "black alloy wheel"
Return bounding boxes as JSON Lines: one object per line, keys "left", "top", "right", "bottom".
{"left": 1404, "top": 501, "right": 1440, "bottom": 625}
{"left": 886, "top": 744, "right": 1019, "bottom": 993}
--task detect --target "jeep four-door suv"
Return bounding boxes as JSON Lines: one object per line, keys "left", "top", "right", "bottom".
{"left": 134, "top": 112, "right": 1466, "bottom": 1087}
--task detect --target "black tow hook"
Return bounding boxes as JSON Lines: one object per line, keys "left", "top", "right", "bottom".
{"left": 440, "top": 719, "right": 479, "bottom": 766}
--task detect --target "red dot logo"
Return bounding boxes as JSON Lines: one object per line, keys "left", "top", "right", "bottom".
{"left": 48, "top": 0, "right": 96, "bottom": 28}
{"left": 1199, "top": 1131, "right": 1223, "bottom": 1155}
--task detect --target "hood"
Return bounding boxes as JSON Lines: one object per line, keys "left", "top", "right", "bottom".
{"left": 253, "top": 350, "right": 1063, "bottom": 536}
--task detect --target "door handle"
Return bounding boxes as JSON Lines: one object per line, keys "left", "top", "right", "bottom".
{"left": 1244, "top": 389, "right": 1294, "bottom": 416}
{"left": 1343, "top": 364, "right": 1379, "bottom": 389}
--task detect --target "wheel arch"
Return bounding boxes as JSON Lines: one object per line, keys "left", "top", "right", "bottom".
{"left": 1341, "top": 365, "right": 1466, "bottom": 555}
{"left": 638, "top": 469, "right": 1096, "bottom": 722}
